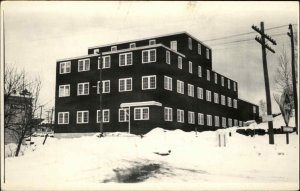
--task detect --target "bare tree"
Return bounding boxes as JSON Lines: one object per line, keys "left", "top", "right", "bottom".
{"left": 4, "top": 65, "right": 42, "bottom": 157}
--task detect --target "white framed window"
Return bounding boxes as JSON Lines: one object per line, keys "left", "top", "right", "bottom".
{"left": 253, "top": 106, "right": 256, "bottom": 113}
{"left": 197, "top": 87, "right": 203, "bottom": 99}
{"left": 111, "top": 46, "right": 117, "bottom": 51}
{"left": 178, "top": 56, "right": 182, "bottom": 69}
{"left": 188, "top": 84, "right": 194, "bottom": 97}
{"left": 188, "top": 37, "right": 192, "bottom": 50}
{"left": 177, "top": 80, "right": 184, "bottom": 94}
{"left": 101, "top": 56, "right": 111, "bottom": 69}
{"left": 206, "top": 48, "right": 210, "bottom": 59}
{"left": 164, "top": 107, "right": 173, "bottom": 121}
{"left": 215, "top": 116, "right": 220, "bottom": 127}
{"left": 119, "top": 78, "right": 132, "bottom": 92}
{"left": 239, "top": 121, "right": 243, "bottom": 127}
{"left": 149, "top": 40, "right": 156, "bottom": 45}
{"left": 170, "top": 41, "right": 177, "bottom": 51}
{"left": 233, "top": 99, "right": 237, "bottom": 109}
{"left": 142, "top": 75, "right": 156, "bottom": 90}
{"left": 134, "top": 107, "right": 149, "bottom": 120}
{"left": 234, "top": 119, "right": 238, "bottom": 126}
{"left": 77, "top": 111, "right": 89, "bottom": 124}
{"left": 222, "top": 117, "right": 227, "bottom": 128}
{"left": 59, "top": 84, "right": 70, "bottom": 97}
{"left": 97, "top": 80, "right": 110, "bottom": 94}
{"left": 166, "top": 51, "right": 171, "bottom": 64}
{"left": 177, "top": 109, "right": 184, "bottom": 123}
{"left": 206, "top": 90, "right": 211, "bottom": 102}
{"left": 228, "top": 79, "right": 231, "bottom": 89}
{"left": 142, "top": 49, "right": 156, "bottom": 63}
{"left": 221, "top": 95, "right": 226, "bottom": 105}
{"left": 60, "top": 61, "right": 71, "bottom": 74}
{"left": 227, "top": 97, "right": 232, "bottom": 107}
{"left": 198, "top": 66, "right": 202, "bottom": 77}
{"left": 198, "top": 113, "right": 204, "bottom": 125}
{"left": 228, "top": 118, "right": 232, "bottom": 127}
{"left": 189, "top": 61, "right": 193, "bottom": 74}
{"left": 198, "top": 43, "right": 201, "bottom": 55}
{"left": 93, "top": 49, "right": 99, "bottom": 54}
{"left": 58, "top": 112, "right": 69, "bottom": 124}
{"left": 164, "top": 76, "right": 172, "bottom": 91}
{"left": 77, "top": 82, "right": 89, "bottom": 95}
{"left": 78, "top": 59, "right": 90, "bottom": 72}
{"left": 188, "top": 111, "right": 195, "bottom": 124}
{"left": 221, "top": 76, "right": 224, "bottom": 86}
{"left": 207, "top": 115, "right": 212, "bottom": 126}
{"left": 119, "top": 52, "right": 132, "bottom": 66}
{"left": 214, "top": 73, "right": 218, "bottom": 84}
{"left": 207, "top": 70, "right": 210, "bottom": 81}
{"left": 119, "top": 108, "right": 129, "bottom": 122}
{"left": 214, "top": 93, "right": 219, "bottom": 104}
{"left": 234, "top": 82, "right": 237, "bottom": 91}
{"left": 97, "top": 109, "right": 110, "bottom": 123}
{"left": 130, "top": 43, "right": 136, "bottom": 49}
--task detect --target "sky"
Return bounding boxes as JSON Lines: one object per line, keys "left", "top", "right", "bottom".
{"left": 1, "top": 1, "right": 299, "bottom": 119}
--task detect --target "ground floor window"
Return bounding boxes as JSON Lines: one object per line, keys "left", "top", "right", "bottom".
{"left": 164, "top": 107, "right": 173, "bottom": 121}
{"left": 222, "top": 117, "right": 226, "bottom": 128}
{"left": 207, "top": 115, "right": 212, "bottom": 126}
{"left": 228, "top": 118, "right": 232, "bottom": 127}
{"left": 58, "top": 112, "right": 69, "bottom": 124}
{"left": 134, "top": 107, "right": 149, "bottom": 120}
{"left": 198, "top": 113, "right": 204, "bottom": 125}
{"left": 119, "top": 108, "right": 129, "bottom": 122}
{"left": 77, "top": 111, "right": 89, "bottom": 124}
{"left": 97, "top": 109, "right": 110, "bottom": 123}
{"left": 234, "top": 119, "right": 238, "bottom": 126}
{"left": 188, "top": 111, "right": 195, "bottom": 124}
{"left": 177, "top": 109, "right": 184, "bottom": 123}
{"left": 215, "top": 116, "right": 219, "bottom": 127}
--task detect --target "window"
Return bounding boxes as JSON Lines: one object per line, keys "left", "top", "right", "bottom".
{"left": 97, "top": 109, "right": 110, "bottom": 123}
{"left": 221, "top": 76, "right": 224, "bottom": 86}
{"left": 142, "top": 49, "right": 156, "bottom": 63}
{"left": 119, "top": 52, "right": 132, "bottom": 66}
{"left": 59, "top": 84, "right": 70, "bottom": 97}
{"left": 170, "top": 41, "right": 177, "bottom": 51}
{"left": 111, "top": 46, "right": 117, "bottom": 51}
{"left": 119, "top": 108, "right": 129, "bottom": 122}
{"left": 134, "top": 107, "right": 149, "bottom": 120}
{"left": 197, "top": 87, "right": 203, "bottom": 99}
{"left": 77, "top": 82, "right": 89, "bottom": 95}
{"left": 215, "top": 116, "right": 220, "bottom": 127}
{"left": 214, "top": 73, "right": 218, "bottom": 84}
{"left": 207, "top": 115, "right": 212, "bottom": 126}
{"left": 207, "top": 70, "right": 210, "bottom": 81}
{"left": 234, "top": 119, "right": 238, "bottom": 126}
{"left": 164, "top": 76, "right": 172, "bottom": 91}
{"left": 234, "top": 82, "right": 237, "bottom": 91}
{"left": 233, "top": 99, "right": 237, "bottom": 109}
{"left": 130, "top": 43, "right": 136, "bottom": 49}
{"left": 206, "top": 48, "right": 210, "bottom": 59}
{"left": 189, "top": 61, "right": 193, "bottom": 74}
{"left": 77, "top": 111, "right": 88, "bottom": 124}
{"left": 198, "top": 66, "right": 202, "bottom": 77}
{"left": 119, "top": 78, "right": 132, "bottom": 92}
{"left": 177, "top": 80, "right": 184, "bottom": 94}
{"left": 222, "top": 117, "right": 227, "bottom": 128}
{"left": 98, "top": 80, "right": 110, "bottom": 93}
{"left": 253, "top": 106, "right": 256, "bottom": 113}
{"left": 239, "top": 121, "right": 243, "bottom": 127}
{"left": 228, "top": 79, "right": 231, "bottom": 89}
{"left": 101, "top": 56, "right": 111, "bottom": 69}
{"left": 166, "top": 51, "right": 171, "bottom": 64}
{"left": 214, "top": 93, "right": 219, "bottom": 104}
{"left": 188, "top": 111, "right": 195, "bottom": 124}
{"left": 228, "top": 118, "right": 232, "bottom": 127}
{"left": 206, "top": 90, "right": 211, "bottom": 102}
{"left": 227, "top": 97, "right": 232, "bottom": 107}
{"left": 93, "top": 49, "right": 99, "bottom": 54}
{"left": 78, "top": 59, "right": 90, "bottom": 72}
{"left": 188, "top": 37, "right": 192, "bottom": 50}
{"left": 149, "top": 40, "right": 156, "bottom": 45}
{"left": 178, "top": 56, "right": 182, "bottom": 69}
{"left": 177, "top": 109, "right": 184, "bottom": 123}
{"left": 221, "top": 95, "right": 226, "bottom": 105}
{"left": 60, "top": 61, "right": 71, "bottom": 74}
{"left": 142, "top": 75, "right": 156, "bottom": 90}
{"left": 164, "top": 107, "right": 173, "bottom": 121}
{"left": 188, "top": 84, "right": 194, "bottom": 97}
{"left": 198, "top": 43, "right": 201, "bottom": 55}
{"left": 58, "top": 112, "right": 69, "bottom": 124}
{"left": 198, "top": 113, "right": 204, "bottom": 125}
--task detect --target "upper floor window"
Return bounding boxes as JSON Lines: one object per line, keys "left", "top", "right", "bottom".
{"left": 188, "top": 37, "right": 192, "bottom": 50}
{"left": 98, "top": 80, "right": 110, "bottom": 94}
{"left": 93, "top": 49, "right": 99, "bottom": 54}
{"left": 215, "top": 116, "right": 220, "bottom": 127}
{"left": 142, "top": 75, "right": 156, "bottom": 90}
{"left": 178, "top": 56, "right": 182, "bottom": 69}
{"left": 197, "top": 87, "right": 203, "bottom": 99}
{"left": 253, "top": 106, "right": 256, "bottom": 113}
{"left": 59, "top": 84, "right": 70, "bottom": 97}
{"left": 166, "top": 51, "right": 171, "bottom": 64}
{"left": 177, "top": 109, "right": 184, "bottom": 123}
{"left": 207, "top": 70, "right": 210, "bottom": 81}
{"left": 119, "top": 108, "right": 129, "bottom": 122}
{"left": 206, "top": 90, "right": 211, "bottom": 102}
{"left": 111, "top": 46, "right": 117, "bottom": 51}
{"left": 228, "top": 79, "right": 231, "bottom": 89}
{"left": 221, "top": 95, "right": 226, "bottom": 105}
{"left": 198, "top": 66, "right": 202, "bottom": 77}
{"left": 233, "top": 99, "right": 238, "bottom": 109}
{"left": 221, "top": 76, "right": 224, "bottom": 86}
{"left": 227, "top": 97, "right": 232, "bottom": 107}
{"left": 206, "top": 48, "right": 210, "bottom": 59}
{"left": 101, "top": 56, "right": 111, "bottom": 69}
{"left": 149, "top": 40, "right": 156, "bottom": 45}
{"left": 189, "top": 61, "right": 193, "bottom": 74}
{"left": 198, "top": 113, "right": 204, "bottom": 125}
{"left": 164, "top": 76, "right": 172, "bottom": 91}
{"left": 58, "top": 112, "right": 69, "bottom": 124}
{"left": 97, "top": 109, "right": 110, "bottom": 123}
{"left": 170, "top": 41, "right": 177, "bottom": 51}
{"left": 207, "top": 115, "right": 212, "bottom": 126}
{"left": 142, "top": 49, "right": 156, "bottom": 63}
{"left": 214, "top": 93, "right": 219, "bottom": 104}
{"left": 222, "top": 117, "right": 227, "bottom": 128}
{"left": 177, "top": 80, "right": 184, "bottom": 94}
{"left": 188, "top": 84, "right": 194, "bottom": 97}
{"left": 60, "top": 61, "right": 71, "bottom": 74}
{"left": 198, "top": 43, "right": 201, "bottom": 55}
{"left": 77, "top": 82, "right": 89, "bottom": 95}
{"left": 233, "top": 82, "right": 237, "bottom": 91}
{"left": 188, "top": 111, "right": 195, "bottom": 124}
{"left": 119, "top": 52, "right": 132, "bottom": 66}
{"left": 130, "top": 43, "right": 136, "bottom": 49}
{"left": 134, "top": 107, "right": 149, "bottom": 120}
{"left": 77, "top": 110, "right": 89, "bottom": 124}
{"left": 228, "top": 118, "right": 232, "bottom": 127}
{"left": 214, "top": 73, "right": 218, "bottom": 84}
{"left": 119, "top": 78, "right": 132, "bottom": 92}
{"left": 164, "top": 107, "right": 173, "bottom": 121}
{"left": 78, "top": 59, "right": 90, "bottom": 72}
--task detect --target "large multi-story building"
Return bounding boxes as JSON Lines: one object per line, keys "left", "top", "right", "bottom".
{"left": 54, "top": 32, "right": 259, "bottom": 134}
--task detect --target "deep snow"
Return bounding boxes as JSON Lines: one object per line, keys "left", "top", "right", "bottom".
{"left": 3, "top": 116, "right": 299, "bottom": 190}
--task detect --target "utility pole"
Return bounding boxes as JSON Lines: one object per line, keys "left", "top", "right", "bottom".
{"left": 98, "top": 52, "right": 104, "bottom": 137}
{"left": 46, "top": 110, "right": 51, "bottom": 125}
{"left": 287, "top": 24, "right": 298, "bottom": 135}
{"left": 50, "top": 107, "right": 54, "bottom": 124}
{"left": 252, "top": 22, "right": 277, "bottom": 144}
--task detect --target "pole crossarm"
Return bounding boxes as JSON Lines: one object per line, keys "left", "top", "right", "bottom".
{"left": 252, "top": 25, "right": 277, "bottom": 45}
{"left": 254, "top": 37, "right": 275, "bottom": 53}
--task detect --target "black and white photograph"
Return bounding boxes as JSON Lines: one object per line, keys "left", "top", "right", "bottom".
{"left": 0, "top": 1, "right": 299, "bottom": 190}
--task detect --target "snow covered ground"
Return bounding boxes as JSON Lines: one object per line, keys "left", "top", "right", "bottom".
{"left": 3, "top": 116, "right": 299, "bottom": 190}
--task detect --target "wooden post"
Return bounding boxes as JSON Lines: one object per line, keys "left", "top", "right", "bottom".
{"left": 43, "top": 134, "right": 48, "bottom": 145}
{"left": 286, "top": 133, "right": 289, "bottom": 144}
{"left": 223, "top": 134, "right": 226, "bottom": 147}
{"left": 218, "top": 134, "right": 221, "bottom": 147}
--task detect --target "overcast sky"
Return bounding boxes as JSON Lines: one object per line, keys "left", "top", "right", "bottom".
{"left": 2, "top": 1, "right": 299, "bottom": 118}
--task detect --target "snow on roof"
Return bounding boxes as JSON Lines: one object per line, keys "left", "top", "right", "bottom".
{"left": 120, "top": 101, "right": 162, "bottom": 108}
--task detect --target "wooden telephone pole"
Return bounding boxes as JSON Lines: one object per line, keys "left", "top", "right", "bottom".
{"left": 252, "top": 22, "right": 277, "bottom": 144}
